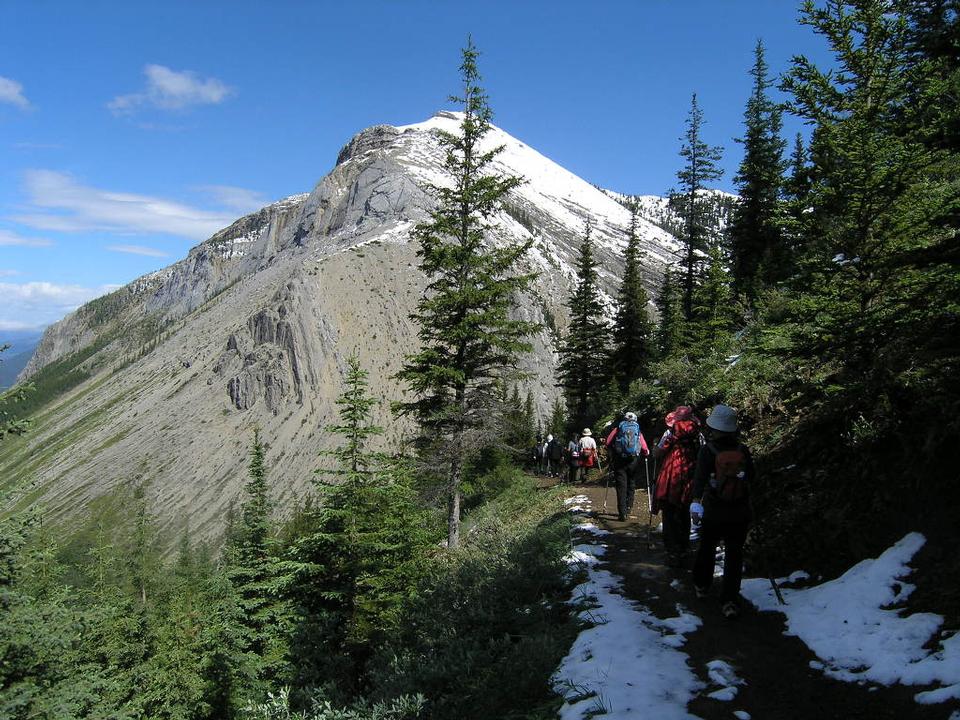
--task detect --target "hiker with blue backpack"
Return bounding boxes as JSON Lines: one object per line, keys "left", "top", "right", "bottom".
{"left": 604, "top": 411, "right": 649, "bottom": 521}
{"left": 690, "top": 404, "right": 755, "bottom": 619}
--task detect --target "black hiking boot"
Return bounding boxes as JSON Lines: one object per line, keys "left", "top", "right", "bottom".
{"left": 722, "top": 600, "right": 740, "bottom": 619}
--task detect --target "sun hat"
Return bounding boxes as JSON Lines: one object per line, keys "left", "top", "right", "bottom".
{"left": 665, "top": 405, "right": 695, "bottom": 428}
{"left": 581, "top": 428, "right": 592, "bottom": 436}
{"left": 705, "top": 404, "right": 738, "bottom": 433}
{"left": 624, "top": 411, "right": 637, "bottom": 422}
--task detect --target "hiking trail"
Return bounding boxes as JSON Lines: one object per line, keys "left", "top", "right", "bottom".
{"left": 551, "top": 476, "right": 958, "bottom": 720}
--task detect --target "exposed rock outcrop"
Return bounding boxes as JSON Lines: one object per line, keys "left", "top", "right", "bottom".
{"left": 5, "top": 112, "right": 682, "bottom": 542}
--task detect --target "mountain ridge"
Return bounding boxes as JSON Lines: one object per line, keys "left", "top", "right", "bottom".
{"left": 4, "top": 112, "right": 683, "bottom": 541}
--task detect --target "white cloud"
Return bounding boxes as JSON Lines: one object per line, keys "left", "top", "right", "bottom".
{"left": 0, "top": 76, "right": 30, "bottom": 109}
{"left": 108, "top": 64, "right": 232, "bottom": 115}
{"left": 197, "top": 184, "right": 269, "bottom": 213}
{"left": 106, "top": 244, "right": 169, "bottom": 258}
{"left": 0, "top": 319, "right": 42, "bottom": 332}
{"left": 0, "top": 281, "right": 119, "bottom": 329}
{"left": 0, "top": 229, "right": 52, "bottom": 247}
{"left": 14, "top": 170, "right": 236, "bottom": 240}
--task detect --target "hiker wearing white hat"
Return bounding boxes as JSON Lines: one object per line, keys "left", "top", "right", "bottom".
{"left": 578, "top": 428, "right": 598, "bottom": 478}
{"left": 690, "top": 404, "right": 755, "bottom": 619}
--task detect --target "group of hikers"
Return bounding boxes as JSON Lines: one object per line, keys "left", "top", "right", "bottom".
{"left": 549, "top": 403, "right": 753, "bottom": 620}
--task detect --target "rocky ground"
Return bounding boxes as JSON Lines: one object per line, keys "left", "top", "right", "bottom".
{"left": 549, "top": 472, "right": 951, "bottom": 720}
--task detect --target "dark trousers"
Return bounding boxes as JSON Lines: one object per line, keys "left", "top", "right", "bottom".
{"left": 692, "top": 515, "right": 749, "bottom": 602}
{"left": 613, "top": 455, "right": 641, "bottom": 519}
{"left": 661, "top": 504, "right": 691, "bottom": 555}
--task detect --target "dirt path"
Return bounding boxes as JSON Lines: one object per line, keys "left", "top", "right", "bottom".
{"left": 560, "top": 477, "right": 949, "bottom": 720}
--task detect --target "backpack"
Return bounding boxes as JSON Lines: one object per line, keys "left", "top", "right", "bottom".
{"left": 548, "top": 439, "right": 563, "bottom": 461}
{"left": 616, "top": 420, "right": 642, "bottom": 457}
{"left": 708, "top": 442, "right": 748, "bottom": 501}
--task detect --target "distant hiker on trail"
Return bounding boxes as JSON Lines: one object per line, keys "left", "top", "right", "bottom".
{"left": 565, "top": 434, "right": 581, "bottom": 484}
{"left": 652, "top": 405, "right": 701, "bottom": 567}
{"left": 604, "top": 411, "right": 650, "bottom": 521}
{"left": 534, "top": 434, "right": 544, "bottom": 474}
{"left": 546, "top": 434, "right": 562, "bottom": 477}
{"left": 690, "top": 404, "right": 754, "bottom": 619}
{"left": 578, "top": 428, "right": 598, "bottom": 480}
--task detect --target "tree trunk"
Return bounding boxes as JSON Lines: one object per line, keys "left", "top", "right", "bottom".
{"left": 447, "top": 454, "right": 463, "bottom": 548}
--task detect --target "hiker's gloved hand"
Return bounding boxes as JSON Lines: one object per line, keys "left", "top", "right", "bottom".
{"left": 689, "top": 502, "right": 704, "bottom": 522}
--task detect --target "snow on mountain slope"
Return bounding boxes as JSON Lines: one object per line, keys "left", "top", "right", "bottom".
{"left": 5, "top": 112, "right": 685, "bottom": 540}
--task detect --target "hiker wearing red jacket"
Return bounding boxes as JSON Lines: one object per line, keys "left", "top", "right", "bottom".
{"left": 652, "top": 405, "right": 702, "bottom": 567}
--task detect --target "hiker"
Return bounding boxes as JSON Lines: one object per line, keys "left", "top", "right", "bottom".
{"left": 546, "top": 434, "right": 562, "bottom": 477}
{"left": 578, "top": 428, "right": 597, "bottom": 480}
{"left": 652, "top": 405, "right": 701, "bottom": 566}
{"left": 690, "top": 404, "right": 754, "bottom": 619}
{"left": 604, "top": 411, "right": 649, "bottom": 521}
{"left": 534, "top": 434, "right": 544, "bottom": 474}
{"left": 564, "top": 434, "right": 581, "bottom": 484}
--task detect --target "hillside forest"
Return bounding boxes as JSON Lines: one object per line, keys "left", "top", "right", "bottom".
{"left": 1, "top": 1, "right": 958, "bottom": 718}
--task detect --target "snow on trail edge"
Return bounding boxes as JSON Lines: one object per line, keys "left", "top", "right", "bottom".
{"left": 742, "top": 531, "right": 960, "bottom": 705}
{"left": 554, "top": 496, "right": 704, "bottom": 720}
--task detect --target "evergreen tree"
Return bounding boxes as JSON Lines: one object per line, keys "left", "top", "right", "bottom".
{"left": 288, "top": 355, "right": 438, "bottom": 698}
{"left": 687, "top": 245, "right": 737, "bottom": 357}
{"left": 782, "top": 132, "right": 811, "bottom": 257}
{"left": 557, "top": 224, "right": 612, "bottom": 433}
{"left": 728, "top": 39, "right": 788, "bottom": 299}
{"left": 523, "top": 389, "right": 536, "bottom": 449}
{"left": 394, "top": 39, "right": 534, "bottom": 549}
{"left": 226, "top": 430, "right": 290, "bottom": 696}
{"left": 546, "top": 396, "right": 566, "bottom": 440}
{"left": 777, "top": 0, "right": 960, "bottom": 459}
{"left": 610, "top": 210, "right": 656, "bottom": 393}
{"left": 674, "top": 93, "right": 724, "bottom": 320}
{"left": 655, "top": 266, "right": 684, "bottom": 358}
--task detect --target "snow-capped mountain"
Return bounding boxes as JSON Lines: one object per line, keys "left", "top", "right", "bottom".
{"left": 5, "top": 112, "right": 682, "bottom": 539}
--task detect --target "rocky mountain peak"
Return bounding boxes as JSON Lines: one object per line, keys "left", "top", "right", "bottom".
{"left": 5, "top": 113, "right": 686, "bottom": 542}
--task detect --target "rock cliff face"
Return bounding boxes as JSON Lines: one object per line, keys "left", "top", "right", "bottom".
{"left": 4, "top": 112, "right": 682, "bottom": 541}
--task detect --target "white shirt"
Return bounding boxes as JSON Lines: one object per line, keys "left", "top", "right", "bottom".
{"left": 579, "top": 436, "right": 597, "bottom": 451}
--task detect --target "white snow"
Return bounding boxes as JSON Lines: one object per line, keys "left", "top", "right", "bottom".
{"left": 395, "top": 111, "right": 680, "bottom": 273}
{"left": 553, "top": 565, "right": 704, "bottom": 719}
{"left": 556, "top": 497, "right": 705, "bottom": 719}
{"left": 704, "top": 659, "right": 745, "bottom": 701}
{"left": 742, "top": 532, "right": 960, "bottom": 705}
{"left": 733, "top": 712, "right": 752, "bottom": 720}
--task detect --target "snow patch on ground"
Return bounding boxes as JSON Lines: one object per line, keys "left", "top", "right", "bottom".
{"left": 742, "top": 532, "right": 960, "bottom": 705}
{"left": 553, "top": 566, "right": 704, "bottom": 719}
{"left": 555, "top": 501, "right": 704, "bottom": 719}
{"left": 704, "top": 659, "right": 745, "bottom": 701}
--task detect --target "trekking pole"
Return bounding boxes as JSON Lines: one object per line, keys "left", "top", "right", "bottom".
{"left": 645, "top": 455, "right": 658, "bottom": 548}
{"left": 748, "top": 496, "right": 786, "bottom": 606}
{"left": 602, "top": 472, "right": 611, "bottom": 512}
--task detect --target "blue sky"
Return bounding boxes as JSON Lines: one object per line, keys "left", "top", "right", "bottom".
{"left": 0, "top": 1, "right": 832, "bottom": 331}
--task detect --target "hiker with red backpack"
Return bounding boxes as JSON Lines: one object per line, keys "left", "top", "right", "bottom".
{"left": 578, "top": 428, "right": 598, "bottom": 480}
{"left": 690, "top": 404, "right": 755, "bottom": 619}
{"left": 652, "top": 405, "right": 702, "bottom": 567}
{"left": 604, "top": 411, "right": 649, "bottom": 521}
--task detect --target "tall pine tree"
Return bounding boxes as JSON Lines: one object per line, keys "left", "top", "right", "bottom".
{"left": 728, "top": 39, "right": 788, "bottom": 299}
{"left": 394, "top": 39, "right": 534, "bottom": 549}
{"left": 610, "top": 210, "right": 656, "bottom": 393}
{"left": 557, "top": 224, "right": 611, "bottom": 433}
{"left": 288, "top": 355, "right": 437, "bottom": 698}
{"left": 674, "top": 93, "right": 724, "bottom": 321}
